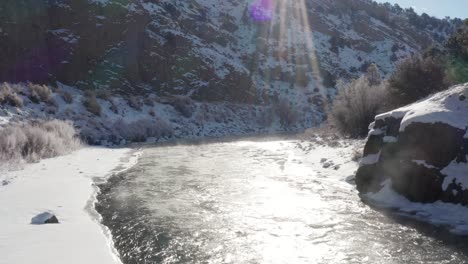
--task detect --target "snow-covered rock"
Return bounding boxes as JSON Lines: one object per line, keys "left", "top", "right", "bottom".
{"left": 356, "top": 83, "right": 468, "bottom": 204}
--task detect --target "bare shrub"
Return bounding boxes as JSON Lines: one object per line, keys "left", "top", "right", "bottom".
{"left": 328, "top": 77, "right": 390, "bottom": 138}
{"left": 143, "top": 96, "right": 155, "bottom": 107}
{"left": 0, "top": 83, "right": 23, "bottom": 107}
{"left": 61, "top": 91, "right": 73, "bottom": 104}
{"left": 0, "top": 120, "right": 81, "bottom": 162}
{"left": 27, "top": 83, "right": 53, "bottom": 104}
{"left": 83, "top": 91, "right": 101, "bottom": 116}
{"left": 127, "top": 96, "right": 143, "bottom": 111}
{"left": 96, "top": 89, "right": 112, "bottom": 101}
{"left": 170, "top": 95, "right": 195, "bottom": 118}
{"left": 112, "top": 118, "right": 173, "bottom": 142}
{"left": 274, "top": 98, "right": 299, "bottom": 128}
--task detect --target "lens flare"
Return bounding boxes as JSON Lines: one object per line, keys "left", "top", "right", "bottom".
{"left": 250, "top": 0, "right": 274, "bottom": 22}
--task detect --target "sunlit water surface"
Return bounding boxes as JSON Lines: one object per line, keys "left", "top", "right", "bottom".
{"left": 96, "top": 139, "right": 468, "bottom": 264}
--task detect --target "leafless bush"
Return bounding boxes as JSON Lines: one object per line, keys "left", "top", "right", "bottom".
{"left": 127, "top": 96, "right": 143, "bottom": 111}
{"left": 112, "top": 118, "right": 173, "bottom": 142}
{"left": 96, "top": 89, "right": 112, "bottom": 101}
{"left": 143, "top": 96, "right": 155, "bottom": 107}
{"left": 61, "top": 91, "right": 73, "bottom": 104}
{"left": 0, "top": 120, "right": 81, "bottom": 162}
{"left": 27, "top": 83, "right": 53, "bottom": 104}
{"left": 83, "top": 91, "right": 101, "bottom": 116}
{"left": 170, "top": 95, "right": 195, "bottom": 118}
{"left": 328, "top": 77, "right": 390, "bottom": 138}
{"left": 0, "top": 83, "right": 23, "bottom": 107}
{"left": 275, "top": 98, "right": 299, "bottom": 128}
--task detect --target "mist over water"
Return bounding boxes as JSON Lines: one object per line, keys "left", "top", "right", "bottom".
{"left": 97, "top": 139, "right": 468, "bottom": 264}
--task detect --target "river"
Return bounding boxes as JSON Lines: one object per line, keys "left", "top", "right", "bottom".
{"left": 96, "top": 137, "right": 468, "bottom": 264}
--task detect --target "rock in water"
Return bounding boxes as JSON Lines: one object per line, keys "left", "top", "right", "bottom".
{"left": 356, "top": 83, "right": 468, "bottom": 204}
{"left": 31, "top": 212, "right": 59, "bottom": 225}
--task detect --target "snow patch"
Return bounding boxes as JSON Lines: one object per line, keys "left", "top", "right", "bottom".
{"left": 365, "top": 180, "right": 468, "bottom": 235}
{"left": 412, "top": 160, "right": 437, "bottom": 169}
{"left": 441, "top": 160, "right": 468, "bottom": 191}
{"left": 360, "top": 152, "right": 380, "bottom": 166}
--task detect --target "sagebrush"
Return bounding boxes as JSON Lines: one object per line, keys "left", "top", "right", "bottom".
{"left": 0, "top": 120, "right": 81, "bottom": 162}
{"left": 0, "top": 83, "right": 23, "bottom": 107}
{"left": 83, "top": 91, "right": 101, "bottom": 116}
{"left": 27, "top": 83, "right": 53, "bottom": 104}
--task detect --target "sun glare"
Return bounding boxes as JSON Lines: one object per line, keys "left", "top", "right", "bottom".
{"left": 250, "top": 0, "right": 325, "bottom": 95}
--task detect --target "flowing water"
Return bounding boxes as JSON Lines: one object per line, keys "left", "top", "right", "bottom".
{"left": 96, "top": 138, "right": 468, "bottom": 264}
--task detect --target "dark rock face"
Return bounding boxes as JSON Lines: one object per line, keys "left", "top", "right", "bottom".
{"left": 356, "top": 116, "right": 468, "bottom": 204}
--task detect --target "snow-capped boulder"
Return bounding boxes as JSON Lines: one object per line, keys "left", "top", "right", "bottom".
{"left": 356, "top": 84, "right": 468, "bottom": 204}
{"left": 31, "top": 212, "right": 59, "bottom": 225}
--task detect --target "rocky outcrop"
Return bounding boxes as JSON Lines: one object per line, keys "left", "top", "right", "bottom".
{"left": 356, "top": 84, "right": 468, "bottom": 204}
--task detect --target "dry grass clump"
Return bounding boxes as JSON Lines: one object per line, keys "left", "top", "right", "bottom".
{"left": 27, "top": 83, "right": 53, "bottom": 104}
{"left": 83, "top": 91, "right": 101, "bottom": 116}
{"left": 0, "top": 119, "right": 81, "bottom": 162}
{"left": 0, "top": 83, "right": 23, "bottom": 107}
{"left": 170, "top": 95, "right": 195, "bottom": 118}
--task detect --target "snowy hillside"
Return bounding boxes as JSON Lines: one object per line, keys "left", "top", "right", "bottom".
{"left": 0, "top": 0, "right": 460, "bottom": 104}
{"left": 0, "top": 0, "right": 462, "bottom": 142}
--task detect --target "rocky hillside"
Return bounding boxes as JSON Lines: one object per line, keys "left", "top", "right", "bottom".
{"left": 356, "top": 83, "right": 468, "bottom": 204}
{"left": 0, "top": 0, "right": 461, "bottom": 107}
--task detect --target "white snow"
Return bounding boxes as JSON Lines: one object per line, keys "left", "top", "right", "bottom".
{"left": 412, "top": 160, "right": 437, "bottom": 169}
{"left": 441, "top": 160, "right": 468, "bottom": 191}
{"left": 365, "top": 180, "right": 468, "bottom": 235}
{"left": 360, "top": 152, "right": 380, "bottom": 166}
{"left": 376, "top": 84, "right": 468, "bottom": 132}
{"left": 0, "top": 147, "right": 140, "bottom": 264}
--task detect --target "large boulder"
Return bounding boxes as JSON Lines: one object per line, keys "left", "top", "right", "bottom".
{"left": 356, "top": 84, "right": 468, "bottom": 204}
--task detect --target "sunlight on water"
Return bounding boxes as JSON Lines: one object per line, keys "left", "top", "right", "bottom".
{"left": 97, "top": 139, "right": 468, "bottom": 264}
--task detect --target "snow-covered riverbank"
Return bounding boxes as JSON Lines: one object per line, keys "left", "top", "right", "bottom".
{"left": 0, "top": 147, "right": 140, "bottom": 264}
